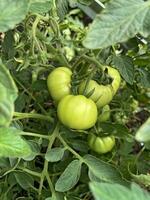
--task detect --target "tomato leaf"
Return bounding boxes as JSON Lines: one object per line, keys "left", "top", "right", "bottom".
{"left": 0, "top": 127, "right": 31, "bottom": 158}
{"left": 89, "top": 182, "right": 150, "bottom": 200}
{"left": 0, "top": 0, "right": 29, "bottom": 32}
{"left": 55, "top": 159, "right": 82, "bottom": 192}
{"left": 112, "top": 55, "right": 134, "bottom": 85}
{"left": 29, "top": 0, "right": 53, "bottom": 13}
{"left": 99, "top": 122, "right": 131, "bottom": 140}
{"left": 23, "top": 140, "right": 40, "bottom": 161}
{"left": 14, "top": 171, "right": 34, "bottom": 190}
{"left": 45, "top": 147, "right": 65, "bottom": 162}
{"left": 0, "top": 60, "right": 18, "bottom": 126}
{"left": 0, "top": 60, "right": 18, "bottom": 98}
{"left": 137, "top": 68, "right": 150, "bottom": 88}
{"left": 84, "top": 154, "right": 127, "bottom": 185}
{"left": 83, "top": 0, "right": 150, "bottom": 49}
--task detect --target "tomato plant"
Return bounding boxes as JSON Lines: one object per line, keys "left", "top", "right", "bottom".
{"left": 57, "top": 95, "right": 98, "bottom": 130}
{"left": 88, "top": 133, "right": 115, "bottom": 154}
{"left": 0, "top": 0, "right": 150, "bottom": 199}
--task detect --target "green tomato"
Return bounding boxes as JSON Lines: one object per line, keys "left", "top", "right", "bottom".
{"left": 113, "top": 112, "right": 128, "bottom": 125}
{"left": 107, "top": 66, "right": 121, "bottom": 95}
{"left": 88, "top": 133, "right": 115, "bottom": 154}
{"left": 47, "top": 67, "right": 72, "bottom": 103}
{"left": 79, "top": 66, "right": 121, "bottom": 108}
{"left": 130, "top": 99, "right": 139, "bottom": 111}
{"left": 98, "top": 105, "right": 110, "bottom": 122}
{"left": 57, "top": 95, "right": 98, "bottom": 130}
{"left": 79, "top": 80, "right": 113, "bottom": 108}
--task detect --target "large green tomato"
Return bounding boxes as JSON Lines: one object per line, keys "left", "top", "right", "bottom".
{"left": 98, "top": 105, "right": 110, "bottom": 122}
{"left": 79, "top": 66, "right": 121, "bottom": 108}
{"left": 57, "top": 95, "right": 98, "bottom": 130}
{"left": 47, "top": 67, "right": 72, "bottom": 103}
{"left": 88, "top": 133, "right": 115, "bottom": 154}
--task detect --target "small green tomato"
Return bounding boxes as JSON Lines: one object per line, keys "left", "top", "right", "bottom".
{"left": 98, "top": 105, "right": 110, "bottom": 122}
{"left": 88, "top": 133, "right": 115, "bottom": 154}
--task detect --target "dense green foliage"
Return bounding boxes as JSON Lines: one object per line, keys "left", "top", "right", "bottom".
{"left": 0, "top": 0, "right": 150, "bottom": 199}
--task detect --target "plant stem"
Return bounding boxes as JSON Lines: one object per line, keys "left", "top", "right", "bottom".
{"left": 38, "top": 123, "right": 59, "bottom": 199}
{"left": 19, "top": 132, "right": 49, "bottom": 139}
{"left": 46, "top": 43, "right": 71, "bottom": 68}
{"left": 32, "top": 16, "right": 43, "bottom": 52}
{"left": 18, "top": 168, "right": 41, "bottom": 178}
{"left": 82, "top": 55, "right": 104, "bottom": 70}
{"left": 133, "top": 146, "right": 145, "bottom": 166}
{"left": 13, "top": 112, "right": 53, "bottom": 122}
{"left": 58, "top": 135, "right": 85, "bottom": 163}
{"left": 45, "top": 173, "right": 55, "bottom": 195}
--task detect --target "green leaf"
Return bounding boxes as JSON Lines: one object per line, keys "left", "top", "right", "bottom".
{"left": 112, "top": 55, "right": 134, "bottom": 84}
{"left": 0, "top": 83, "right": 14, "bottom": 127}
{"left": 56, "top": 0, "right": 68, "bottom": 20}
{"left": 0, "top": 0, "right": 29, "bottom": 32}
{"left": 77, "top": 3, "right": 96, "bottom": 19}
{"left": 0, "top": 127, "right": 31, "bottom": 158}
{"left": 29, "top": 0, "right": 52, "bottom": 13}
{"left": 14, "top": 172, "right": 34, "bottom": 190}
{"left": 135, "top": 118, "right": 150, "bottom": 142}
{"left": 2, "top": 31, "right": 15, "bottom": 60}
{"left": 83, "top": 0, "right": 150, "bottom": 49}
{"left": 45, "top": 147, "right": 65, "bottom": 162}
{"left": 84, "top": 154, "right": 126, "bottom": 185}
{"left": 89, "top": 182, "right": 150, "bottom": 200}
{"left": 0, "top": 60, "right": 18, "bottom": 126}
{"left": 55, "top": 159, "right": 82, "bottom": 192}
{"left": 137, "top": 68, "right": 150, "bottom": 88}
{"left": 131, "top": 173, "right": 150, "bottom": 187}
{"left": 23, "top": 140, "right": 40, "bottom": 161}
{"left": 99, "top": 122, "right": 131, "bottom": 140}
{"left": 0, "top": 60, "right": 18, "bottom": 98}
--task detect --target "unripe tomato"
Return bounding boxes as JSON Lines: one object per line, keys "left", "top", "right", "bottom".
{"left": 47, "top": 67, "right": 72, "bottom": 103}
{"left": 79, "top": 80, "right": 113, "bottom": 108}
{"left": 107, "top": 66, "right": 121, "bottom": 95}
{"left": 57, "top": 95, "right": 98, "bottom": 130}
{"left": 98, "top": 105, "right": 110, "bottom": 122}
{"left": 88, "top": 133, "right": 115, "bottom": 154}
{"left": 79, "top": 66, "right": 121, "bottom": 108}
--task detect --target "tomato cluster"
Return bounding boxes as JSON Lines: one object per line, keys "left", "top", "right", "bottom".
{"left": 47, "top": 66, "right": 121, "bottom": 154}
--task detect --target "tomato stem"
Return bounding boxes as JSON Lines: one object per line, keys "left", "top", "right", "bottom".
{"left": 13, "top": 112, "right": 53, "bottom": 122}
{"left": 58, "top": 135, "right": 85, "bottom": 163}
{"left": 19, "top": 131, "right": 49, "bottom": 139}
{"left": 38, "top": 123, "right": 59, "bottom": 199}
{"left": 82, "top": 55, "right": 104, "bottom": 70}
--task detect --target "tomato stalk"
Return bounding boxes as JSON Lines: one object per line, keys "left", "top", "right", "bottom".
{"left": 58, "top": 135, "right": 85, "bottom": 163}
{"left": 18, "top": 167, "right": 41, "bottom": 178}
{"left": 82, "top": 55, "right": 104, "bottom": 70}
{"left": 18, "top": 131, "right": 49, "bottom": 139}
{"left": 13, "top": 112, "right": 53, "bottom": 122}
{"left": 38, "top": 123, "right": 60, "bottom": 199}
